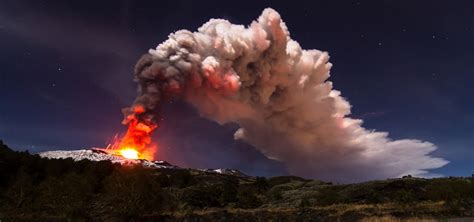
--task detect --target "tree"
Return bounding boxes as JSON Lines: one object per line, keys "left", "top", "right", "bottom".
{"left": 4, "top": 167, "right": 35, "bottom": 210}
{"left": 220, "top": 177, "right": 239, "bottom": 204}
{"left": 170, "top": 170, "right": 196, "bottom": 188}
{"left": 237, "top": 189, "right": 262, "bottom": 209}
{"left": 99, "top": 167, "right": 163, "bottom": 220}
{"left": 254, "top": 177, "right": 269, "bottom": 193}
{"left": 36, "top": 172, "right": 94, "bottom": 219}
{"left": 183, "top": 186, "right": 221, "bottom": 208}
{"left": 299, "top": 197, "right": 311, "bottom": 208}
{"left": 269, "top": 188, "right": 283, "bottom": 201}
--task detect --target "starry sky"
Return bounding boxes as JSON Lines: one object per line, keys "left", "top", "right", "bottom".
{"left": 0, "top": 0, "right": 472, "bottom": 177}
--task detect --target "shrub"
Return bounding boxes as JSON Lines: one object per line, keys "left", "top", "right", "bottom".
{"left": 169, "top": 170, "right": 196, "bottom": 188}
{"left": 183, "top": 186, "right": 221, "bottom": 208}
{"left": 220, "top": 177, "right": 239, "bottom": 204}
{"left": 99, "top": 167, "right": 163, "bottom": 220}
{"left": 254, "top": 177, "right": 269, "bottom": 192}
{"left": 236, "top": 189, "right": 262, "bottom": 209}
{"left": 299, "top": 197, "right": 311, "bottom": 208}
{"left": 36, "top": 172, "right": 94, "bottom": 218}
{"left": 268, "top": 188, "right": 283, "bottom": 201}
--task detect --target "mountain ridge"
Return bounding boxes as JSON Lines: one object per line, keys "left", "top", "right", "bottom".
{"left": 39, "top": 148, "right": 248, "bottom": 177}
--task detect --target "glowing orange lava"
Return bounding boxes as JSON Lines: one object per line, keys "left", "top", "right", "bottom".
{"left": 109, "top": 105, "right": 158, "bottom": 160}
{"left": 118, "top": 148, "right": 140, "bottom": 159}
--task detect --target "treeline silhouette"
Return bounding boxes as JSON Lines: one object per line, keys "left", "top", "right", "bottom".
{"left": 0, "top": 140, "right": 473, "bottom": 221}
{"left": 0, "top": 141, "right": 269, "bottom": 221}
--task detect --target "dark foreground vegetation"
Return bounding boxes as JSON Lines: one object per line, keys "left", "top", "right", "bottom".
{"left": 0, "top": 140, "right": 473, "bottom": 221}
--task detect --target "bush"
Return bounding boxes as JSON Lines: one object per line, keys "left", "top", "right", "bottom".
{"left": 156, "top": 173, "right": 172, "bottom": 187}
{"left": 299, "top": 197, "right": 311, "bottom": 208}
{"left": 220, "top": 177, "right": 239, "bottom": 204}
{"left": 268, "top": 188, "right": 283, "bottom": 201}
{"left": 236, "top": 189, "right": 262, "bottom": 209}
{"left": 183, "top": 186, "right": 221, "bottom": 208}
{"left": 267, "top": 176, "right": 308, "bottom": 187}
{"left": 316, "top": 187, "right": 343, "bottom": 205}
{"left": 4, "top": 167, "right": 35, "bottom": 211}
{"left": 169, "top": 170, "right": 196, "bottom": 188}
{"left": 254, "top": 177, "right": 269, "bottom": 192}
{"left": 36, "top": 172, "right": 94, "bottom": 218}
{"left": 394, "top": 190, "right": 416, "bottom": 204}
{"left": 99, "top": 167, "right": 164, "bottom": 220}
{"left": 425, "top": 179, "right": 474, "bottom": 202}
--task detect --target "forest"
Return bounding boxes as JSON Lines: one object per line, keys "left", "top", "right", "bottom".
{"left": 0, "top": 140, "right": 473, "bottom": 221}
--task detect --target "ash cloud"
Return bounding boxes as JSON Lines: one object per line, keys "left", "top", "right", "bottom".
{"left": 126, "top": 8, "right": 448, "bottom": 182}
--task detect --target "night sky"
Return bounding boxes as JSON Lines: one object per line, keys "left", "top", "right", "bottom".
{"left": 0, "top": 0, "right": 472, "bottom": 177}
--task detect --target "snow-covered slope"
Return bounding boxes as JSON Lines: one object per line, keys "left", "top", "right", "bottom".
{"left": 39, "top": 149, "right": 178, "bottom": 169}
{"left": 199, "top": 168, "right": 249, "bottom": 177}
{"left": 38, "top": 149, "right": 248, "bottom": 177}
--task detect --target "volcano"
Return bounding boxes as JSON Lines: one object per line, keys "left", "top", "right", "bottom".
{"left": 38, "top": 148, "right": 247, "bottom": 177}
{"left": 39, "top": 148, "right": 176, "bottom": 169}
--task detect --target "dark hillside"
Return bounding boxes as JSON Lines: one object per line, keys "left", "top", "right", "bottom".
{"left": 0, "top": 141, "right": 472, "bottom": 221}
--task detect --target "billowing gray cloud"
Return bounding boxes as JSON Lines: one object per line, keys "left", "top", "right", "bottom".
{"left": 126, "top": 8, "right": 447, "bottom": 182}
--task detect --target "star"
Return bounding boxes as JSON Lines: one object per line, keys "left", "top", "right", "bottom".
{"left": 378, "top": 42, "right": 382, "bottom": 46}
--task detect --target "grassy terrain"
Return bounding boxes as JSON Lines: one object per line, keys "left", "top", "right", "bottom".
{"left": 0, "top": 140, "right": 473, "bottom": 221}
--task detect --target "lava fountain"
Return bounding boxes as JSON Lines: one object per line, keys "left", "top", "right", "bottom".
{"left": 118, "top": 148, "right": 140, "bottom": 160}
{"left": 108, "top": 105, "right": 158, "bottom": 160}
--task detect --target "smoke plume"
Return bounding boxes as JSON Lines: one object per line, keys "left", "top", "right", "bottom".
{"left": 124, "top": 8, "right": 448, "bottom": 182}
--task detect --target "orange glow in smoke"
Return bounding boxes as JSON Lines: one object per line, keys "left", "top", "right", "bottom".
{"left": 109, "top": 105, "right": 157, "bottom": 160}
